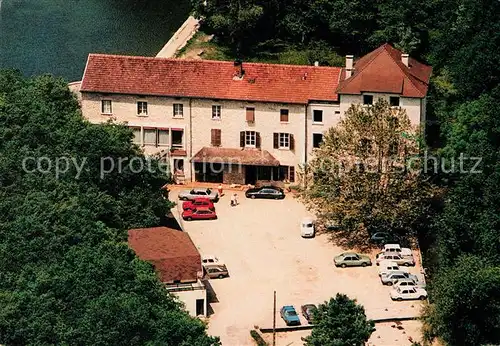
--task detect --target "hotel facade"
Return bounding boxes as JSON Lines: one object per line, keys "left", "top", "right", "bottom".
{"left": 75, "top": 43, "right": 432, "bottom": 185}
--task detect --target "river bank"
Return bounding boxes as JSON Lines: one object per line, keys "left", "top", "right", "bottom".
{"left": 156, "top": 16, "right": 200, "bottom": 58}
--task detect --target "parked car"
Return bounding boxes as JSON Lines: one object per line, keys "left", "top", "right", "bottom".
{"left": 202, "top": 255, "right": 224, "bottom": 267}
{"left": 378, "top": 260, "right": 409, "bottom": 277}
{"left": 376, "top": 252, "right": 415, "bottom": 266}
{"left": 182, "top": 197, "right": 215, "bottom": 211}
{"left": 245, "top": 186, "right": 285, "bottom": 199}
{"left": 204, "top": 264, "right": 229, "bottom": 279}
{"left": 383, "top": 244, "right": 412, "bottom": 257}
{"left": 280, "top": 305, "right": 301, "bottom": 326}
{"left": 334, "top": 252, "right": 372, "bottom": 268}
{"left": 390, "top": 286, "right": 428, "bottom": 301}
{"left": 301, "top": 304, "right": 318, "bottom": 324}
{"left": 182, "top": 208, "right": 217, "bottom": 221}
{"left": 178, "top": 188, "right": 219, "bottom": 201}
{"left": 380, "top": 271, "right": 419, "bottom": 286}
{"left": 369, "top": 232, "right": 399, "bottom": 245}
{"left": 300, "top": 217, "right": 315, "bottom": 238}
{"left": 394, "top": 278, "right": 426, "bottom": 289}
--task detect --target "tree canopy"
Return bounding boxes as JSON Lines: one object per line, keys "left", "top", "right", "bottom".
{"left": 304, "top": 293, "right": 375, "bottom": 346}
{"left": 0, "top": 70, "right": 219, "bottom": 345}
{"left": 301, "top": 98, "right": 435, "bottom": 246}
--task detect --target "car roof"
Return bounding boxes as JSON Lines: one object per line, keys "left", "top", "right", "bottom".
{"left": 384, "top": 244, "right": 401, "bottom": 248}
{"left": 282, "top": 305, "right": 295, "bottom": 309}
{"left": 379, "top": 260, "right": 398, "bottom": 266}
{"left": 340, "top": 252, "right": 359, "bottom": 256}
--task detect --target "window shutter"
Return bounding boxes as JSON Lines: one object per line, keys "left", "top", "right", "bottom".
{"left": 273, "top": 133, "right": 279, "bottom": 149}
{"left": 216, "top": 129, "right": 221, "bottom": 146}
{"left": 289, "top": 134, "right": 294, "bottom": 150}
{"left": 211, "top": 129, "right": 217, "bottom": 146}
{"left": 240, "top": 131, "right": 245, "bottom": 147}
{"left": 256, "top": 132, "right": 261, "bottom": 148}
{"left": 289, "top": 166, "right": 295, "bottom": 182}
{"left": 246, "top": 107, "right": 255, "bottom": 122}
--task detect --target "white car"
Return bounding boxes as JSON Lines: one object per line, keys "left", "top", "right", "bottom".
{"left": 300, "top": 217, "right": 315, "bottom": 238}
{"left": 202, "top": 255, "right": 224, "bottom": 267}
{"left": 390, "top": 286, "right": 428, "bottom": 301}
{"left": 378, "top": 260, "right": 409, "bottom": 277}
{"left": 383, "top": 244, "right": 413, "bottom": 257}
{"left": 376, "top": 252, "right": 415, "bottom": 266}
{"left": 394, "top": 278, "right": 426, "bottom": 289}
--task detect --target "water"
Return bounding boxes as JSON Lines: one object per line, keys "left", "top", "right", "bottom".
{"left": 0, "top": 0, "right": 190, "bottom": 81}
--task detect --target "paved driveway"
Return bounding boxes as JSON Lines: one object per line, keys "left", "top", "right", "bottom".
{"left": 171, "top": 188, "right": 423, "bottom": 346}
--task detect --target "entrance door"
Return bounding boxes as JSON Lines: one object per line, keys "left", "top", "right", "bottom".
{"left": 196, "top": 299, "right": 205, "bottom": 316}
{"left": 245, "top": 166, "right": 257, "bottom": 185}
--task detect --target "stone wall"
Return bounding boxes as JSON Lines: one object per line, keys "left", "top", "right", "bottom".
{"left": 223, "top": 165, "right": 245, "bottom": 184}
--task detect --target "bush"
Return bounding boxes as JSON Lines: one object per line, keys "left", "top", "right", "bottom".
{"left": 250, "top": 330, "right": 268, "bottom": 346}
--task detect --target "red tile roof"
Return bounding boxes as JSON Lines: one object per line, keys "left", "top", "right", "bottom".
{"left": 80, "top": 55, "right": 341, "bottom": 104}
{"left": 337, "top": 43, "right": 432, "bottom": 98}
{"left": 192, "top": 147, "right": 280, "bottom": 166}
{"left": 128, "top": 227, "right": 201, "bottom": 283}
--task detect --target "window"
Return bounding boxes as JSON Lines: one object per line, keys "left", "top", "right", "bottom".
{"left": 390, "top": 96, "right": 400, "bottom": 107}
{"left": 363, "top": 95, "right": 373, "bottom": 105}
{"left": 335, "top": 110, "right": 340, "bottom": 115}
{"left": 172, "top": 130, "right": 184, "bottom": 148}
{"left": 280, "top": 109, "right": 289, "bottom": 122}
{"left": 143, "top": 128, "right": 156, "bottom": 145}
{"left": 245, "top": 131, "right": 256, "bottom": 147}
{"left": 101, "top": 100, "right": 112, "bottom": 114}
{"left": 246, "top": 107, "right": 255, "bottom": 122}
{"left": 212, "top": 105, "right": 221, "bottom": 119}
{"left": 173, "top": 103, "right": 184, "bottom": 117}
{"left": 157, "top": 129, "right": 169, "bottom": 146}
{"left": 313, "top": 110, "right": 323, "bottom": 123}
{"left": 131, "top": 127, "right": 141, "bottom": 144}
{"left": 137, "top": 101, "right": 148, "bottom": 116}
{"left": 313, "top": 133, "right": 323, "bottom": 148}
{"left": 211, "top": 129, "right": 221, "bottom": 147}
{"left": 279, "top": 133, "right": 289, "bottom": 149}
{"left": 273, "top": 133, "right": 293, "bottom": 149}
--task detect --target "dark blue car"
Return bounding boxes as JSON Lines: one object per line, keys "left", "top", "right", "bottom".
{"left": 280, "top": 305, "right": 301, "bottom": 326}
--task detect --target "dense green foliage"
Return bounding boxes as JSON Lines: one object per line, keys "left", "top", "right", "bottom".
{"left": 192, "top": 0, "right": 446, "bottom": 60}
{"left": 304, "top": 294, "right": 374, "bottom": 346}
{"left": 301, "top": 99, "right": 435, "bottom": 247}
{"left": 0, "top": 70, "right": 219, "bottom": 345}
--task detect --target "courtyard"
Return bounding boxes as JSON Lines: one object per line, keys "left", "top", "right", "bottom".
{"left": 170, "top": 187, "right": 424, "bottom": 345}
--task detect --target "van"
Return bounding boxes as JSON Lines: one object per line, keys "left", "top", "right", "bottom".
{"left": 383, "top": 244, "right": 412, "bottom": 257}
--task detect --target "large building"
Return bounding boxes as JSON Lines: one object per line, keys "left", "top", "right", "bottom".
{"left": 77, "top": 43, "right": 431, "bottom": 185}
{"left": 128, "top": 227, "right": 207, "bottom": 317}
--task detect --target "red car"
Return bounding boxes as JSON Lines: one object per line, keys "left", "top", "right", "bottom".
{"left": 182, "top": 208, "right": 217, "bottom": 221}
{"left": 182, "top": 198, "right": 215, "bottom": 211}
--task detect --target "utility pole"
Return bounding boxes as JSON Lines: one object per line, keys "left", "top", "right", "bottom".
{"left": 273, "top": 290, "right": 276, "bottom": 346}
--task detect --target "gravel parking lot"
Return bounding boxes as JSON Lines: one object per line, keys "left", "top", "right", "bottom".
{"left": 171, "top": 187, "right": 424, "bottom": 346}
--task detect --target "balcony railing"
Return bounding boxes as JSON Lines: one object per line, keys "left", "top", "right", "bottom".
{"left": 164, "top": 280, "right": 205, "bottom": 292}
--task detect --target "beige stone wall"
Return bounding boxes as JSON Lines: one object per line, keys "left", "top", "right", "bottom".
{"left": 190, "top": 98, "right": 306, "bottom": 172}
{"left": 306, "top": 103, "right": 341, "bottom": 155}
{"left": 339, "top": 93, "right": 423, "bottom": 126}
{"left": 80, "top": 92, "right": 192, "bottom": 179}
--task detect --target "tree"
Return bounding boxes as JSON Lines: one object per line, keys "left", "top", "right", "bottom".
{"left": 305, "top": 293, "right": 375, "bottom": 346}
{"left": 301, "top": 98, "right": 435, "bottom": 246}
{"left": 424, "top": 255, "right": 500, "bottom": 346}
{"left": 0, "top": 70, "right": 220, "bottom": 345}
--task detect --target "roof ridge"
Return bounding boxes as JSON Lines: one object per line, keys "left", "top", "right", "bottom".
{"left": 87, "top": 53, "right": 341, "bottom": 70}
{"left": 337, "top": 44, "right": 387, "bottom": 91}
{"left": 383, "top": 46, "right": 426, "bottom": 98}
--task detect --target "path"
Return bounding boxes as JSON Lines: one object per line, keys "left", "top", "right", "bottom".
{"left": 156, "top": 15, "right": 199, "bottom": 58}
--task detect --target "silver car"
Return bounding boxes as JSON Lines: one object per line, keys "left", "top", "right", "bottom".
{"left": 380, "top": 271, "right": 418, "bottom": 286}
{"left": 178, "top": 188, "right": 219, "bottom": 201}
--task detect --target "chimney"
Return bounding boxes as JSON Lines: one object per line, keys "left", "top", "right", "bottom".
{"left": 345, "top": 55, "right": 354, "bottom": 78}
{"left": 314, "top": 61, "right": 319, "bottom": 67}
{"left": 401, "top": 53, "right": 409, "bottom": 67}
{"left": 233, "top": 59, "right": 245, "bottom": 80}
